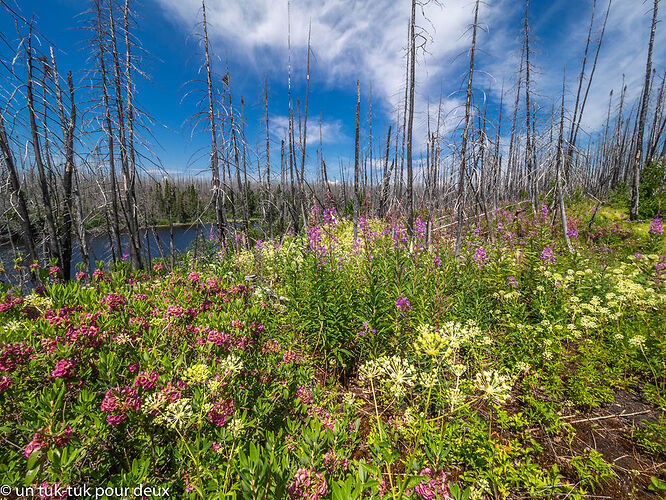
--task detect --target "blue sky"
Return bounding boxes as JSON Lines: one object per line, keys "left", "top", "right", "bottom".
{"left": 2, "top": 0, "right": 664, "bottom": 184}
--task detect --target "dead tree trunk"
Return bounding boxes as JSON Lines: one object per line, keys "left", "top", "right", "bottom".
{"left": 354, "top": 80, "right": 360, "bottom": 239}
{"left": 406, "top": 0, "right": 417, "bottom": 233}
{"left": 27, "top": 31, "right": 61, "bottom": 266}
{"left": 51, "top": 47, "right": 76, "bottom": 279}
{"left": 201, "top": 0, "right": 226, "bottom": 241}
{"left": 0, "top": 115, "right": 38, "bottom": 264}
{"left": 631, "top": 0, "right": 659, "bottom": 220}
{"left": 557, "top": 70, "right": 574, "bottom": 254}
{"left": 455, "top": 0, "right": 480, "bottom": 260}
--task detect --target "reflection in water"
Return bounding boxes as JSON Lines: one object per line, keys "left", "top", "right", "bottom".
{"left": 0, "top": 224, "right": 215, "bottom": 281}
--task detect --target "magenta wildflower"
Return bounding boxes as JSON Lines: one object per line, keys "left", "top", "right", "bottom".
{"left": 134, "top": 371, "right": 159, "bottom": 390}
{"left": 649, "top": 216, "right": 663, "bottom": 236}
{"left": 0, "top": 375, "right": 12, "bottom": 392}
{"left": 396, "top": 297, "right": 412, "bottom": 312}
{"left": 208, "top": 398, "right": 234, "bottom": 426}
{"left": 287, "top": 468, "right": 328, "bottom": 500}
{"left": 24, "top": 430, "right": 47, "bottom": 458}
{"left": 75, "top": 271, "right": 86, "bottom": 280}
{"left": 540, "top": 246, "right": 555, "bottom": 264}
{"left": 51, "top": 360, "right": 76, "bottom": 379}
{"left": 475, "top": 247, "right": 488, "bottom": 264}
{"left": 507, "top": 276, "right": 518, "bottom": 287}
{"left": 413, "top": 468, "right": 451, "bottom": 499}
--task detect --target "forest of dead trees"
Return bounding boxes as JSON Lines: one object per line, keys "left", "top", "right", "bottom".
{"left": 0, "top": 0, "right": 664, "bottom": 279}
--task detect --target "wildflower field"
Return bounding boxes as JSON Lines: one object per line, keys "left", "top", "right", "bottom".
{"left": 0, "top": 203, "right": 665, "bottom": 499}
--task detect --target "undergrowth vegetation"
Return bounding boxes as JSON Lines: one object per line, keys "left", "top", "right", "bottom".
{"left": 0, "top": 202, "right": 665, "bottom": 499}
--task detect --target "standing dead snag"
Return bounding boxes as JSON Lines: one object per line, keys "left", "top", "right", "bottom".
{"left": 631, "top": 0, "right": 659, "bottom": 220}
{"left": 455, "top": 0, "right": 480, "bottom": 261}
{"left": 27, "top": 29, "right": 62, "bottom": 267}
{"left": 557, "top": 69, "right": 574, "bottom": 254}
{"left": 406, "top": 0, "right": 416, "bottom": 234}
{"left": 354, "top": 80, "right": 360, "bottom": 240}
{"left": 201, "top": 0, "right": 226, "bottom": 242}
{"left": 50, "top": 47, "right": 77, "bottom": 279}
{"left": 523, "top": 0, "right": 537, "bottom": 212}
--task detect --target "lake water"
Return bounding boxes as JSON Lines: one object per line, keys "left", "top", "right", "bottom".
{"left": 0, "top": 223, "right": 215, "bottom": 282}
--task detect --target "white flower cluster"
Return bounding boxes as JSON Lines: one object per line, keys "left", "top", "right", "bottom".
{"left": 358, "top": 355, "right": 416, "bottom": 399}
{"left": 219, "top": 354, "right": 244, "bottom": 375}
{"left": 414, "top": 320, "right": 484, "bottom": 358}
{"left": 154, "top": 398, "right": 194, "bottom": 430}
{"left": 474, "top": 370, "right": 513, "bottom": 405}
{"left": 185, "top": 363, "right": 211, "bottom": 384}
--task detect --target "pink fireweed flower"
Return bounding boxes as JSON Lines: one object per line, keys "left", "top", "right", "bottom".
{"left": 75, "top": 271, "right": 86, "bottom": 280}
{"left": 540, "top": 246, "right": 555, "bottom": 264}
{"left": 51, "top": 360, "right": 76, "bottom": 379}
{"left": 507, "top": 276, "right": 518, "bottom": 287}
{"left": 92, "top": 269, "right": 105, "bottom": 280}
{"left": 649, "top": 217, "right": 663, "bottom": 235}
{"left": 359, "top": 322, "right": 376, "bottom": 338}
{"left": 30, "top": 263, "right": 40, "bottom": 271}
{"left": 474, "top": 247, "right": 488, "bottom": 264}
{"left": 395, "top": 297, "right": 412, "bottom": 312}
{"left": 49, "top": 266, "right": 61, "bottom": 277}
{"left": 188, "top": 272, "right": 200, "bottom": 283}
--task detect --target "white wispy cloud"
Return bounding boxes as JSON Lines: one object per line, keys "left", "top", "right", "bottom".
{"left": 270, "top": 114, "right": 348, "bottom": 145}
{"left": 156, "top": 0, "right": 664, "bottom": 149}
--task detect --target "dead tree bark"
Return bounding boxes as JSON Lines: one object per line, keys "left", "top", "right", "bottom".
{"left": 201, "top": 0, "right": 226, "bottom": 241}
{"left": 455, "top": 0, "right": 480, "bottom": 260}
{"left": 50, "top": 47, "right": 76, "bottom": 279}
{"left": 354, "top": 79, "right": 360, "bottom": 239}
{"left": 557, "top": 69, "right": 574, "bottom": 254}
{"left": 631, "top": 0, "right": 659, "bottom": 220}
{"left": 0, "top": 114, "right": 38, "bottom": 264}
{"left": 94, "top": 0, "right": 122, "bottom": 260}
{"left": 523, "top": 0, "right": 537, "bottom": 211}
{"left": 406, "top": 0, "right": 417, "bottom": 233}
{"left": 26, "top": 31, "right": 61, "bottom": 266}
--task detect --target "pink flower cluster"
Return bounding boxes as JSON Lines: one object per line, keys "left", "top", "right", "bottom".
{"left": 649, "top": 217, "right": 663, "bottom": 236}
{"left": 323, "top": 452, "right": 349, "bottom": 473}
{"left": 102, "top": 293, "right": 127, "bottom": 311}
{"left": 413, "top": 468, "right": 451, "bottom": 499}
{"left": 101, "top": 386, "right": 142, "bottom": 425}
{"left": 0, "top": 296, "right": 23, "bottom": 313}
{"left": 287, "top": 468, "right": 328, "bottom": 500}
{"left": 51, "top": 360, "right": 76, "bottom": 379}
{"left": 134, "top": 371, "right": 159, "bottom": 390}
{"left": 208, "top": 398, "right": 235, "bottom": 426}
{"left": 395, "top": 297, "right": 412, "bottom": 312}
{"left": 0, "top": 375, "right": 12, "bottom": 392}
{"left": 24, "top": 427, "right": 72, "bottom": 458}
{"left": 0, "top": 342, "right": 34, "bottom": 372}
